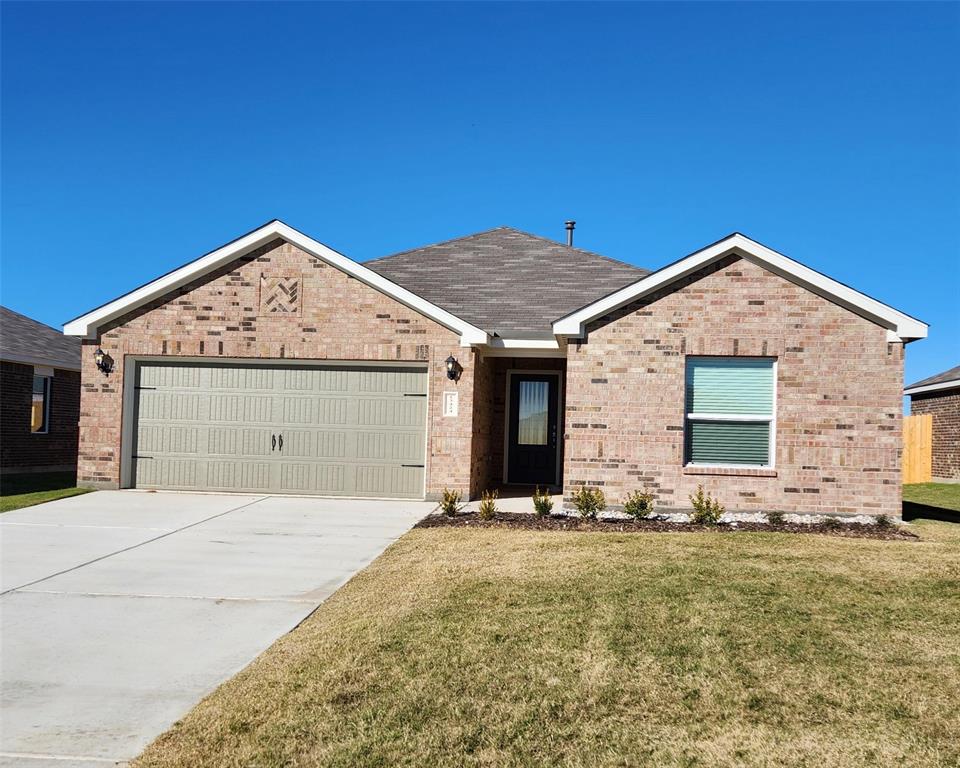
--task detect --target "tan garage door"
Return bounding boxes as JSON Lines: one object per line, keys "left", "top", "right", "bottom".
{"left": 130, "top": 361, "right": 427, "bottom": 498}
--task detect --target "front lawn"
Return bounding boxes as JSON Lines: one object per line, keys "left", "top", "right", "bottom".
{"left": 0, "top": 472, "right": 93, "bottom": 512}
{"left": 136, "top": 522, "right": 960, "bottom": 768}
{"left": 903, "top": 483, "right": 960, "bottom": 513}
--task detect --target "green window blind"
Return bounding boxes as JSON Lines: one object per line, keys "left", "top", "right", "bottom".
{"left": 685, "top": 358, "right": 774, "bottom": 416}
{"left": 685, "top": 358, "right": 775, "bottom": 466}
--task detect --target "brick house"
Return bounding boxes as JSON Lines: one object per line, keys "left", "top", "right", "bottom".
{"left": 1, "top": 306, "right": 81, "bottom": 476}
{"left": 64, "top": 220, "right": 927, "bottom": 518}
{"left": 905, "top": 365, "right": 960, "bottom": 482}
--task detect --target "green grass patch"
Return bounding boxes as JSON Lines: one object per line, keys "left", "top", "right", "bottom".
{"left": 136, "top": 522, "right": 960, "bottom": 768}
{"left": 0, "top": 472, "right": 92, "bottom": 512}
{"left": 904, "top": 483, "right": 960, "bottom": 513}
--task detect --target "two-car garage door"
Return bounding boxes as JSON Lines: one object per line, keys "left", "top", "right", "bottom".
{"left": 129, "top": 361, "right": 428, "bottom": 498}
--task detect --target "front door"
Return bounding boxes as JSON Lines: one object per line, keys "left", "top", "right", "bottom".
{"left": 507, "top": 373, "right": 559, "bottom": 486}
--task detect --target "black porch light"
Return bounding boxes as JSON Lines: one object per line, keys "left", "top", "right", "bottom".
{"left": 445, "top": 355, "right": 463, "bottom": 381}
{"left": 94, "top": 347, "right": 114, "bottom": 374}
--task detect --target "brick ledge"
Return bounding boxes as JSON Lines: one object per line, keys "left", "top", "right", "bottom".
{"left": 683, "top": 466, "right": 777, "bottom": 478}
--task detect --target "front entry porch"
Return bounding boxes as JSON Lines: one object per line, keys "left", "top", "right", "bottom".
{"left": 469, "top": 356, "right": 566, "bottom": 498}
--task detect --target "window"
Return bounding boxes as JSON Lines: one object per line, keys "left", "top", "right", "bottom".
{"left": 31, "top": 375, "right": 51, "bottom": 434}
{"left": 517, "top": 380, "right": 549, "bottom": 445}
{"left": 684, "top": 357, "right": 775, "bottom": 467}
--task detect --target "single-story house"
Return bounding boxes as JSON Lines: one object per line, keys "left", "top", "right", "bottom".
{"left": 64, "top": 220, "right": 927, "bottom": 518}
{"left": 905, "top": 365, "right": 960, "bottom": 482}
{"left": 1, "top": 305, "right": 81, "bottom": 476}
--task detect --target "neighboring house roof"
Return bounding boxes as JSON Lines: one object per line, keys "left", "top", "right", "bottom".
{"left": 0, "top": 305, "right": 81, "bottom": 371}
{"left": 553, "top": 232, "right": 928, "bottom": 344}
{"left": 905, "top": 364, "right": 960, "bottom": 396}
{"left": 63, "top": 220, "right": 490, "bottom": 345}
{"left": 364, "top": 227, "right": 648, "bottom": 338}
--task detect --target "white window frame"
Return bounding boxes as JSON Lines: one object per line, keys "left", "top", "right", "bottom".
{"left": 683, "top": 357, "right": 777, "bottom": 469}
{"left": 31, "top": 374, "right": 52, "bottom": 435}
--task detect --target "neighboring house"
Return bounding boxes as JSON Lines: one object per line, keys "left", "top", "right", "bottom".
{"left": 1, "top": 306, "right": 81, "bottom": 475}
{"left": 905, "top": 365, "right": 960, "bottom": 482}
{"left": 64, "top": 220, "right": 927, "bottom": 518}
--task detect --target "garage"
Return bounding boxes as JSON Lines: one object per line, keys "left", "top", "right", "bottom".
{"left": 128, "top": 361, "right": 428, "bottom": 498}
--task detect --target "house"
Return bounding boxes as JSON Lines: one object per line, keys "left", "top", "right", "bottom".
{"left": 1, "top": 306, "right": 81, "bottom": 477}
{"left": 905, "top": 365, "right": 960, "bottom": 482}
{"left": 63, "top": 220, "right": 927, "bottom": 519}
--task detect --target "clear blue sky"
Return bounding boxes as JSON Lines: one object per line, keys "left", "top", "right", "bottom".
{"left": 2, "top": 2, "right": 957, "bottom": 388}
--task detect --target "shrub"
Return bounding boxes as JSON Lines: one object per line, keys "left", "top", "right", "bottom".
{"left": 478, "top": 489, "right": 499, "bottom": 521}
{"left": 875, "top": 514, "right": 892, "bottom": 529}
{"left": 532, "top": 486, "right": 554, "bottom": 517}
{"left": 622, "top": 491, "right": 655, "bottom": 520}
{"left": 821, "top": 516, "right": 842, "bottom": 530}
{"left": 571, "top": 485, "right": 606, "bottom": 519}
{"left": 765, "top": 509, "right": 785, "bottom": 526}
{"left": 439, "top": 487, "right": 463, "bottom": 517}
{"left": 689, "top": 485, "right": 724, "bottom": 524}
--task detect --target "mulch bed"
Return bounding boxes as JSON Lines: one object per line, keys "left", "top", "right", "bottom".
{"left": 416, "top": 511, "right": 918, "bottom": 540}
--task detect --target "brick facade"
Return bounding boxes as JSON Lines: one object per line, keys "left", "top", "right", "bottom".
{"left": 78, "top": 238, "right": 479, "bottom": 497}
{"left": 1, "top": 360, "right": 80, "bottom": 474}
{"left": 910, "top": 388, "right": 960, "bottom": 481}
{"left": 563, "top": 255, "right": 904, "bottom": 518}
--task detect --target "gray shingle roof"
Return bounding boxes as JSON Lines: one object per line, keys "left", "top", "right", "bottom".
{"left": 0, "top": 306, "right": 81, "bottom": 371}
{"left": 364, "top": 227, "right": 649, "bottom": 337}
{"left": 906, "top": 364, "right": 960, "bottom": 391}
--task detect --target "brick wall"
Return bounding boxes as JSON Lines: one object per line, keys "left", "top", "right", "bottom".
{"left": 911, "top": 389, "right": 960, "bottom": 481}
{"left": 1, "top": 360, "right": 80, "bottom": 473}
{"left": 564, "top": 255, "right": 904, "bottom": 518}
{"left": 78, "top": 238, "right": 478, "bottom": 497}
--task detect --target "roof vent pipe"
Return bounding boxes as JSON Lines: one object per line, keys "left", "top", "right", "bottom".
{"left": 565, "top": 220, "right": 576, "bottom": 246}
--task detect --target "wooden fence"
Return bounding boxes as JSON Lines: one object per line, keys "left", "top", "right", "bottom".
{"left": 903, "top": 414, "right": 933, "bottom": 484}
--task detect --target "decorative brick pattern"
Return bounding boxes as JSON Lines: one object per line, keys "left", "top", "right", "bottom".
{"left": 78, "top": 239, "right": 478, "bottom": 497}
{"left": 910, "top": 389, "right": 960, "bottom": 480}
{"left": 259, "top": 275, "right": 301, "bottom": 315}
{"left": 1, "top": 361, "right": 80, "bottom": 474}
{"left": 563, "top": 255, "right": 904, "bottom": 518}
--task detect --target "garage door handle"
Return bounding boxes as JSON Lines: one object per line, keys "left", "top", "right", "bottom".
{"left": 271, "top": 434, "right": 276, "bottom": 452}
{"left": 278, "top": 434, "right": 283, "bottom": 452}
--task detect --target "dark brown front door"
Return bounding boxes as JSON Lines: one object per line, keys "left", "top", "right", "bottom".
{"left": 507, "top": 373, "right": 559, "bottom": 485}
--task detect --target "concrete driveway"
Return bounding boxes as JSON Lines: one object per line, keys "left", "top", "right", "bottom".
{"left": 0, "top": 491, "right": 431, "bottom": 767}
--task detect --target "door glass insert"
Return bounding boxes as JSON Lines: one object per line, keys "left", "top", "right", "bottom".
{"left": 517, "top": 380, "right": 549, "bottom": 445}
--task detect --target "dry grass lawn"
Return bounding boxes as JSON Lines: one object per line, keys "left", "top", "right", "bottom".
{"left": 136, "top": 522, "right": 960, "bottom": 768}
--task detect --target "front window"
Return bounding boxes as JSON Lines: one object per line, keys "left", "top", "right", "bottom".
{"left": 31, "top": 375, "right": 51, "bottom": 434}
{"left": 684, "top": 357, "right": 775, "bottom": 467}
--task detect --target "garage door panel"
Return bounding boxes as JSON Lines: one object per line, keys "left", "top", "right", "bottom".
{"left": 137, "top": 391, "right": 203, "bottom": 421}
{"left": 206, "top": 427, "right": 274, "bottom": 457}
{"left": 137, "top": 425, "right": 200, "bottom": 455}
{"left": 130, "top": 362, "right": 427, "bottom": 498}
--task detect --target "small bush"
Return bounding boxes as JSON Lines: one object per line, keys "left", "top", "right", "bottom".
{"left": 532, "top": 486, "right": 554, "bottom": 517}
{"left": 478, "top": 489, "right": 499, "bottom": 521}
{"left": 689, "top": 485, "right": 724, "bottom": 524}
{"left": 875, "top": 514, "right": 892, "bottom": 529}
{"left": 622, "top": 491, "right": 655, "bottom": 520}
{"left": 439, "top": 487, "right": 463, "bottom": 517}
{"left": 571, "top": 485, "right": 606, "bottom": 519}
{"left": 821, "top": 516, "right": 842, "bottom": 530}
{"left": 765, "top": 509, "right": 785, "bottom": 526}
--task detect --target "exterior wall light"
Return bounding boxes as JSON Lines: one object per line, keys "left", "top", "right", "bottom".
{"left": 94, "top": 348, "right": 114, "bottom": 374}
{"left": 445, "top": 355, "right": 463, "bottom": 381}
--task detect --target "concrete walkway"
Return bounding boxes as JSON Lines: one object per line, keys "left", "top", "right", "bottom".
{"left": 0, "top": 491, "right": 431, "bottom": 767}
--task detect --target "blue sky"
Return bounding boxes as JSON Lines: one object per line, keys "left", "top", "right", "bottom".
{"left": 2, "top": 2, "right": 957, "bottom": 388}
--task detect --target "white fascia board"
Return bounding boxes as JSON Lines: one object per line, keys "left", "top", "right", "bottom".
{"left": 64, "top": 220, "right": 489, "bottom": 345}
{"left": 478, "top": 337, "right": 565, "bottom": 357}
{"left": 553, "top": 234, "right": 928, "bottom": 343}
{"left": 904, "top": 379, "right": 960, "bottom": 396}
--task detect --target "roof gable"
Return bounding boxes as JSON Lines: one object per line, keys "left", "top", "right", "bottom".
{"left": 553, "top": 233, "right": 928, "bottom": 343}
{"left": 64, "top": 220, "right": 489, "bottom": 345}
{"left": 1, "top": 305, "right": 81, "bottom": 370}
{"left": 365, "top": 227, "right": 648, "bottom": 337}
